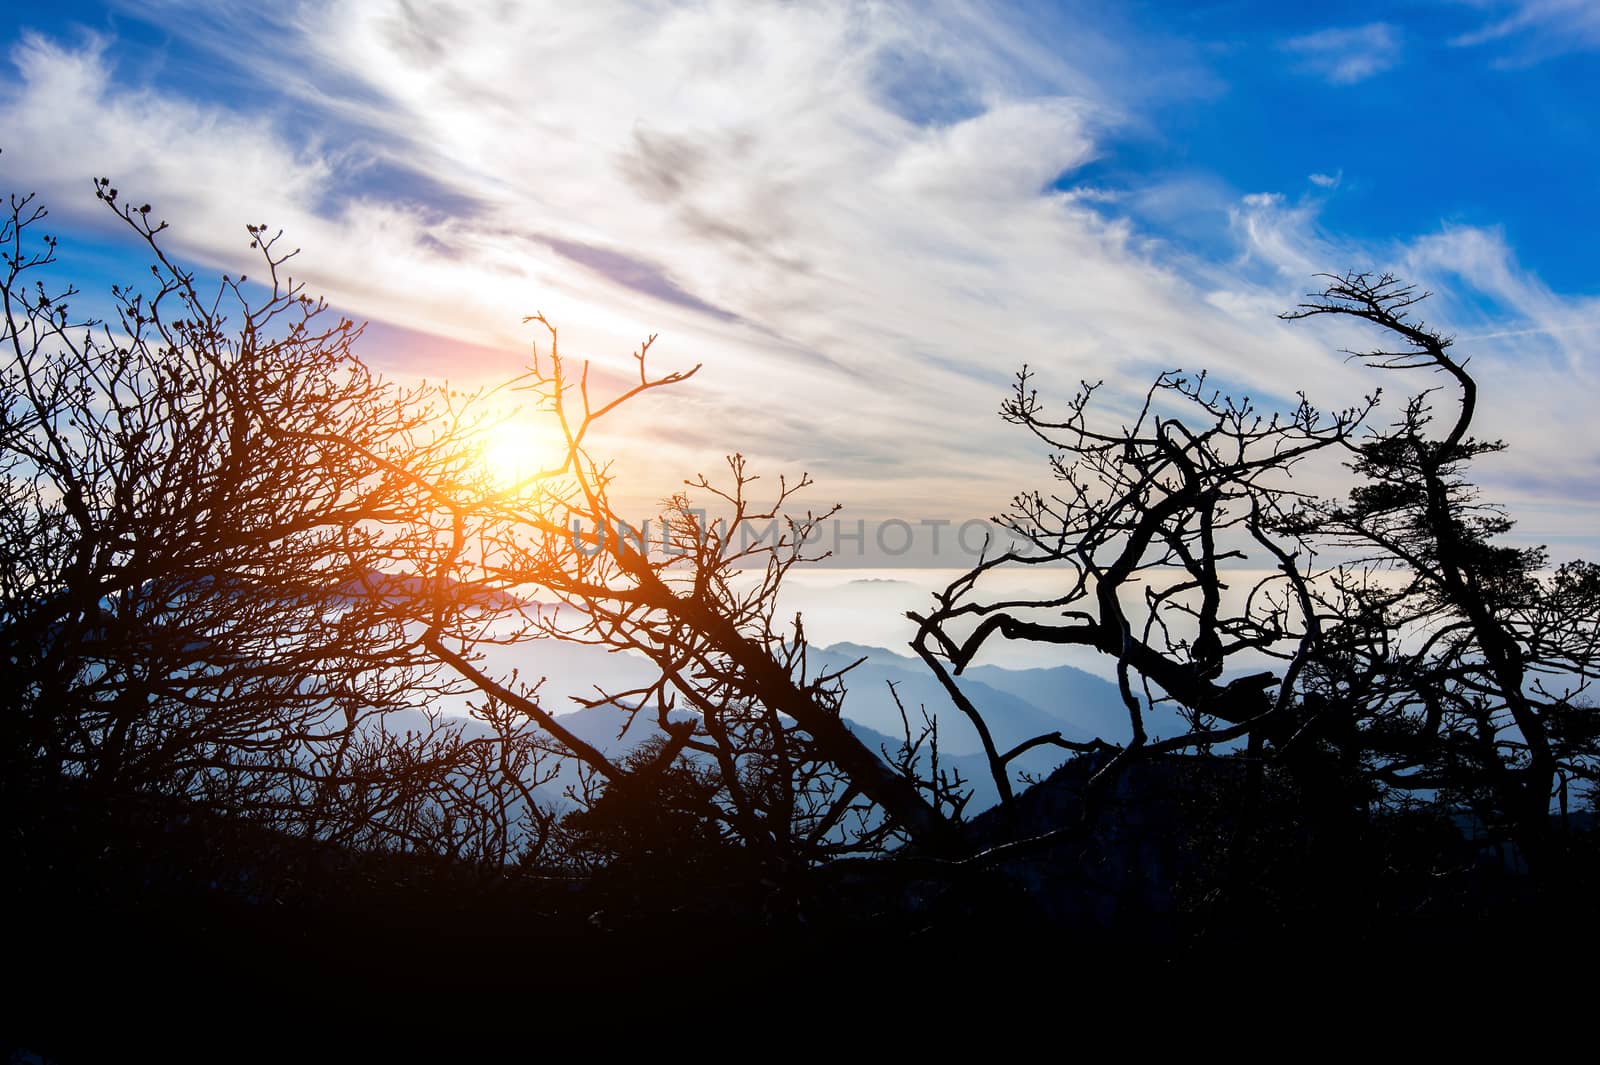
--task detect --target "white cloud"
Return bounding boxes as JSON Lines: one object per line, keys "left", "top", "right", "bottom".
{"left": 1308, "top": 171, "right": 1342, "bottom": 189}
{"left": 885, "top": 99, "right": 1100, "bottom": 201}
{"left": 1222, "top": 190, "right": 1600, "bottom": 537}
{"left": 0, "top": 1, "right": 1593, "bottom": 558}
{"left": 1283, "top": 23, "right": 1402, "bottom": 85}
{"left": 1452, "top": 0, "right": 1600, "bottom": 63}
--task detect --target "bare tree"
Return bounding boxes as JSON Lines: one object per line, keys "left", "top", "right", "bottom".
{"left": 907, "top": 271, "right": 1600, "bottom": 871}
{"left": 2, "top": 168, "right": 971, "bottom": 874}
{"left": 25, "top": 158, "right": 1583, "bottom": 891}
{"left": 1, "top": 174, "right": 555, "bottom": 864}
{"left": 410, "top": 319, "right": 964, "bottom": 862}
{"left": 908, "top": 364, "right": 1373, "bottom": 817}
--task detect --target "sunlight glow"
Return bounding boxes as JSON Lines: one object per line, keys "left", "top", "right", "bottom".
{"left": 477, "top": 418, "right": 570, "bottom": 491}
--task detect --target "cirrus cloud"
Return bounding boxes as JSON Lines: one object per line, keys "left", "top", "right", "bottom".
{"left": 1282, "top": 22, "right": 1403, "bottom": 85}
{"left": 0, "top": 1, "right": 1594, "bottom": 560}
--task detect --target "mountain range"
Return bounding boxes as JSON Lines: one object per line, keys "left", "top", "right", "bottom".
{"left": 427, "top": 638, "right": 1133, "bottom": 815}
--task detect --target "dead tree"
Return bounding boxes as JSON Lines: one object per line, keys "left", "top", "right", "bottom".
{"left": 0, "top": 175, "right": 556, "bottom": 865}
{"left": 413, "top": 319, "right": 965, "bottom": 862}
{"left": 1, "top": 166, "right": 965, "bottom": 869}
{"left": 909, "top": 363, "right": 1373, "bottom": 816}
{"left": 909, "top": 271, "right": 1600, "bottom": 871}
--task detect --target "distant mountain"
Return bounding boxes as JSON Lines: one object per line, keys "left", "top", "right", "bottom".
{"left": 815, "top": 641, "right": 1131, "bottom": 751}
{"left": 412, "top": 637, "right": 1135, "bottom": 814}
{"left": 841, "top": 717, "right": 1018, "bottom": 819}
{"left": 956, "top": 660, "right": 1132, "bottom": 744}
{"left": 458, "top": 637, "right": 663, "bottom": 712}
{"left": 813, "top": 644, "right": 1063, "bottom": 754}
{"left": 380, "top": 602, "right": 1141, "bottom": 815}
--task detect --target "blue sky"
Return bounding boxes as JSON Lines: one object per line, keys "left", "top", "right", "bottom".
{"left": 2, "top": 0, "right": 1596, "bottom": 561}
{"left": 1082, "top": 1, "right": 1600, "bottom": 292}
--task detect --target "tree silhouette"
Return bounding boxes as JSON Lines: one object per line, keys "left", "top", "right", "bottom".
{"left": 1, "top": 168, "right": 963, "bottom": 877}
{"left": 8, "top": 164, "right": 1595, "bottom": 901}
{"left": 408, "top": 316, "right": 962, "bottom": 862}
{"left": 1, "top": 175, "right": 556, "bottom": 863}
{"left": 909, "top": 354, "right": 1373, "bottom": 818}
{"left": 1281, "top": 273, "right": 1600, "bottom": 869}
{"left": 909, "top": 272, "right": 1600, "bottom": 871}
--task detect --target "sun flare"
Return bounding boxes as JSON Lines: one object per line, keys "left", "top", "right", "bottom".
{"left": 477, "top": 419, "right": 570, "bottom": 490}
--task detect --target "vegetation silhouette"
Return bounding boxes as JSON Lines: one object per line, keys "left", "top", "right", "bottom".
{"left": 4, "top": 170, "right": 1599, "bottom": 1048}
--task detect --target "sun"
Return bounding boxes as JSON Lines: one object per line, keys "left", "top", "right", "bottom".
{"left": 477, "top": 419, "right": 570, "bottom": 490}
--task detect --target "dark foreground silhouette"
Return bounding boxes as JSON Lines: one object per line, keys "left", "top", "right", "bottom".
{"left": 8, "top": 754, "right": 1599, "bottom": 1061}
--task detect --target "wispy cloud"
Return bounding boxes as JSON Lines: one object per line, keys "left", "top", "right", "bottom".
{"left": 1225, "top": 191, "right": 1600, "bottom": 519}
{"left": 1451, "top": 0, "right": 1600, "bottom": 64}
{"left": 1282, "top": 23, "right": 1402, "bottom": 85}
{"left": 0, "top": 1, "right": 1592, "bottom": 553}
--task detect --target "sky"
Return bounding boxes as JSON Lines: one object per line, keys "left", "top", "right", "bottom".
{"left": 2, "top": 0, "right": 1597, "bottom": 570}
